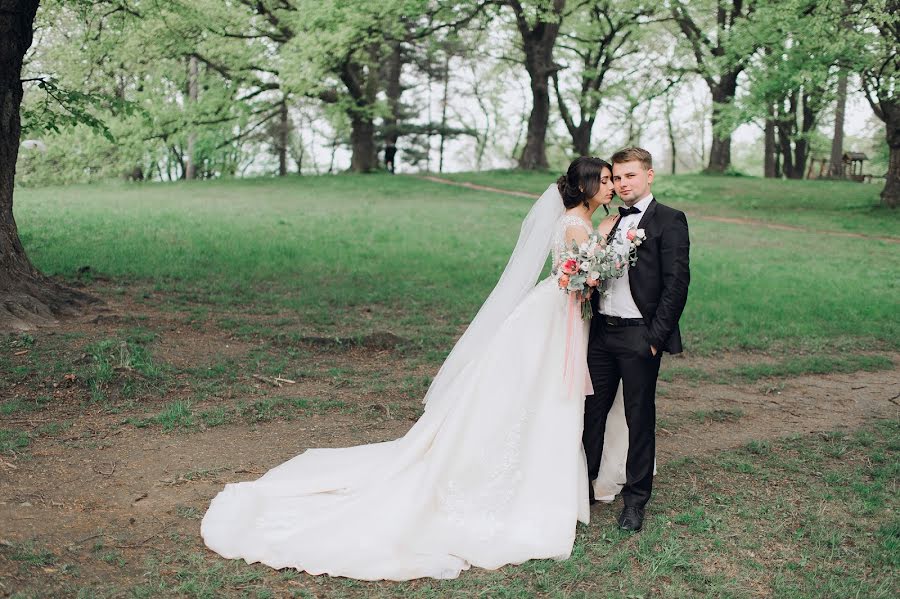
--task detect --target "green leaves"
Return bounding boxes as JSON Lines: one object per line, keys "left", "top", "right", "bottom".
{"left": 20, "top": 77, "right": 136, "bottom": 142}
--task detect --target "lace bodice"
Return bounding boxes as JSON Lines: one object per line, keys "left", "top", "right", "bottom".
{"left": 551, "top": 215, "right": 593, "bottom": 270}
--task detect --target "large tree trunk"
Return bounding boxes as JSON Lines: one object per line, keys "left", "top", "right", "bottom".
{"left": 707, "top": 136, "right": 731, "bottom": 174}
{"left": 438, "top": 53, "right": 450, "bottom": 173}
{"left": 552, "top": 73, "right": 592, "bottom": 156}
{"left": 829, "top": 70, "right": 848, "bottom": 178}
{"left": 792, "top": 92, "right": 816, "bottom": 180}
{"left": 1, "top": 0, "right": 95, "bottom": 331}
{"left": 349, "top": 114, "right": 377, "bottom": 172}
{"left": 341, "top": 56, "right": 379, "bottom": 173}
{"left": 277, "top": 98, "right": 288, "bottom": 177}
{"left": 882, "top": 101, "right": 900, "bottom": 208}
{"left": 792, "top": 139, "right": 808, "bottom": 179}
{"left": 705, "top": 73, "right": 738, "bottom": 173}
{"left": 510, "top": 0, "right": 565, "bottom": 171}
{"left": 777, "top": 117, "right": 795, "bottom": 179}
{"left": 382, "top": 40, "right": 403, "bottom": 151}
{"left": 776, "top": 92, "right": 799, "bottom": 178}
{"left": 572, "top": 124, "right": 591, "bottom": 157}
{"left": 185, "top": 55, "right": 198, "bottom": 180}
{"left": 764, "top": 104, "right": 776, "bottom": 178}
{"left": 665, "top": 97, "right": 677, "bottom": 175}
{"left": 519, "top": 66, "right": 552, "bottom": 170}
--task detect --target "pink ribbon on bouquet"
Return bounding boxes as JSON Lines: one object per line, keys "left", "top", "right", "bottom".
{"left": 562, "top": 293, "right": 594, "bottom": 397}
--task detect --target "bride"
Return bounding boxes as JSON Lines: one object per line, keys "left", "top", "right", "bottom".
{"left": 201, "top": 157, "right": 632, "bottom": 581}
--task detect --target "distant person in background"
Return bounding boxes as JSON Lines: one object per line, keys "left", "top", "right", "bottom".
{"left": 384, "top": 144, "right": 397, "bottom": 173}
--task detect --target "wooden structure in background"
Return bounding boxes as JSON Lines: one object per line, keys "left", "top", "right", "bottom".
{"left": 842, "top": 152, "right": 868, "bottom": 182}
{"left": 805, "top": 152, "right": 871, "bottom": 182}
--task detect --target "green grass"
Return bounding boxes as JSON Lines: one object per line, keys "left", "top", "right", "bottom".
{"left": 660, "top": 353, "right": 894, "bottom": 384}
{"left": 0, "top": 395, "right": 52, "bottom": 415}
{"left": 12, "top": 173, "right": 899, "bottom": 357}
{"left": 0, "top": 428, "right": 32, "bottom": 454}
{"left": 126, "top": 396, "right": 353, "bottom": 432}
{"left": 4, "top": 540, "right": 56, "bottom": 568}
{"left": 724, "top": 353, "right": 894, "bottom": 382}
{"left": 690, "top": 408, "right": 745, "bottom": 423}
{"left": 0, "top": 420, "right": 73, "bottom": 456}
{"left": 70, "top": 329, "right": 170, "bottom": 405}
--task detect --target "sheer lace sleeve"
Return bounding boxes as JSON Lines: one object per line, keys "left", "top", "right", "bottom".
{"left": 551, "top": 215, "right": 593, "bottom": 271}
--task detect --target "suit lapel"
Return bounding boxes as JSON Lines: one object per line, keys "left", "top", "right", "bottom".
{"left": 627, "top": 198, "right": 658, "bottom": 316}
{"left": 635, "top": 198, "right": 657, "bottom": 231}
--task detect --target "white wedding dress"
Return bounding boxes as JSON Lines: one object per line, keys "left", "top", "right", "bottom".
{"left": 201, "top": 186, "right": 630, "bottom": 580}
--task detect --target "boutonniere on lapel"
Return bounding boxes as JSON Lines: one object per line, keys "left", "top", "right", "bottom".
{"left": 625, "top": 226, "right": 646, "bottom": 247}
{"left": 617, "top": 226, "right": 645, "bottom": 271}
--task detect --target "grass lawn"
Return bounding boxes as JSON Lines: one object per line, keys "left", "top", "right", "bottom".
{"left": 12, "top": 173, "right": 899, "bottom": 358}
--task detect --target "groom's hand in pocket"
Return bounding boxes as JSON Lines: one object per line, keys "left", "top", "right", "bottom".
{"left": 650, "top": 345, "right": 657, "bottom": 357}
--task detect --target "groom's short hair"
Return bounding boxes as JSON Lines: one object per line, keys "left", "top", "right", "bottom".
{"left": 611, "top": 147, "right": 653, "bottom": 170}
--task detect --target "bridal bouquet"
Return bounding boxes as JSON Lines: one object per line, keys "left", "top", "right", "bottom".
{"left": 555, "top": 226, "right": 646, "bottom": 319}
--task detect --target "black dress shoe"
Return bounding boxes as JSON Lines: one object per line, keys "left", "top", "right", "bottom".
{"left": 617, "top": 506, "right": 645, "bottom": 532}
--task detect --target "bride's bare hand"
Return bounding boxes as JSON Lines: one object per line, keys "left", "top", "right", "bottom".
{"left": 597, "top": 214, "right": 619, "bottom": 238}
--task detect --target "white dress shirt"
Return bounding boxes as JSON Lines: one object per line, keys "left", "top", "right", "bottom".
{"left": 598, "top": 193, "right": 654, "bottom": 318}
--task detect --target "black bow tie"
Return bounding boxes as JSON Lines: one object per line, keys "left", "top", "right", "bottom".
{"left": 618, "top": 205, "right": 641, "bottom": 217}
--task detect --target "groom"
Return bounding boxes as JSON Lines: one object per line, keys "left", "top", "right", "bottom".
{"left": 583, "top": 147, "right": 690, "bottom": 532}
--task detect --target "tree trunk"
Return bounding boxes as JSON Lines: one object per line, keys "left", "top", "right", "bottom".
{"left": 705, "top": 74, "right": 738, "bottom": 173}
{"left": 383, "top": 40, "right": 403, "bottom": 153}
{"left": 519, "top": 74, "right": 551, "bottom": 170}
{"left": 764, "top": 103, "right": 776, "bottom": 178}
{"left": 438, "top": 53, "right": 450, "bottom": 173}
{"left": 349, "top": 115, "right": 377, "bottom": 173}
{"left": 185, "top": 55, "right": 198, "bottom": 180}
{"left": 707, "top": 135, "right": 731, "bottom": 174}
{"left": 340, "top": 55, "right": 379, "bottom": 173}
{"left": 777, "top": 119, "right": 794, "bottom": 179}
{"left": 776, "top": 92, "right": 798, "bottom": 178}
{"left": 277, "top": 98, "right": 288, "bottom": 177}
{"left": 665, "top": 97, "right": 677, "bottom": 175}
{"left": 882, "top": 101, "right": 900, "bottom": 208}
{"left": 552, "top": 72, "right": 594, "bottom": 157}
{"left": 792, "top": 139, "right": 807, "bottom": 179}
{"left": 512, "top": 0, "right": 564, "bottom": 171}
{"left": 792, "top": 92, "right": 815, "bottom": 180}
{"left": 572, "top": 125, "right": 591, "bottom": 157}
{"left": 0, "top": 0, "right": 95, "bottom": 330}
{"left": 829, "top": 70, "right": 848, "bottom": 178}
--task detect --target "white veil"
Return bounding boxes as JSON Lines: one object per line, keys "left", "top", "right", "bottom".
{"left": 422, "top": 183, "right": 564, "bottom": 408}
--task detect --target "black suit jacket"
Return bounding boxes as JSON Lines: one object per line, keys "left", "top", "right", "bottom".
{"left": 593, "top": 197, "right": 690, "bottom": 354}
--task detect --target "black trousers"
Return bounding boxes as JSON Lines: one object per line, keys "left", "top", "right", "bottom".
{"left": 584, "top": 319, "right": 661, "bottom": 508}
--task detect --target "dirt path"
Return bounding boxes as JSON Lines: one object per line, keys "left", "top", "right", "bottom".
{"left": 418, "top": 175, "right": 900, "bottom": 244}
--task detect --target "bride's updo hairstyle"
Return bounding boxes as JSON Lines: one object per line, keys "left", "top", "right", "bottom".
{"left": 556, "top": 156, "right": 611, "bottom": 209}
